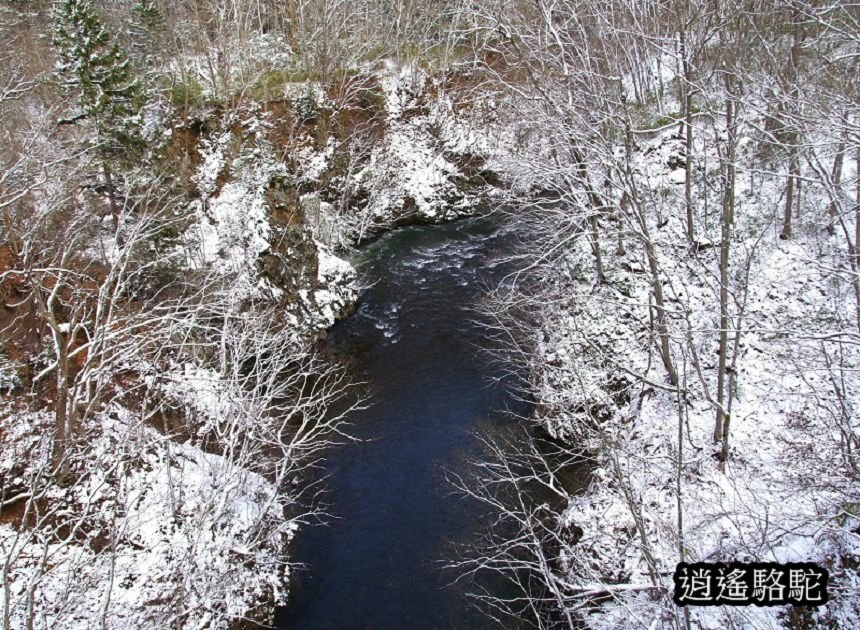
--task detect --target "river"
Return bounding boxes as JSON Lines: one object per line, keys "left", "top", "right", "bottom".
{"left": 277, "top": 214, "right": 531, "bottom": 629}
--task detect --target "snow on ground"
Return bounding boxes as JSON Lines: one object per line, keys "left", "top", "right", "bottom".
{"left": 0, "top": 398, "right": 293, "bottom": 630}
{"left": 1, "top": 52, "right": 501, "bottom": 629}
{"left": 311, "top": 239, "right": 357, "bottom": 327}
{"left": 0, "top": 110, "right": 358, "bottom": 629}
{"left": 189, "top": 117, "right": 289, "bottom": 300}
{"left": 526, "top": 116, "right": 860, "bottom": 627}
{"left": 181, "top": 108, "right": 358, "bottom": 333}
{"left": 175, "top": 65, "right": 500, "bottom": 330}
{"left": 0, "top": 353, "right": 23, "bottom": 394}
{"left": 298, "top": 63, "right": 502, "bottom": 237}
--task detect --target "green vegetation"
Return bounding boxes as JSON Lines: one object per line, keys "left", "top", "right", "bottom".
{"left": 247, "top": 68, "right": 312, "bottom": 101}
{"left": 53, "top": 0, "right": 144, "bottom": 154}
{"left": 167, "top": 76, "right": 207, "bottom": 107}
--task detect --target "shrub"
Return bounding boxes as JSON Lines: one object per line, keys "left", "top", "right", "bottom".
{"left": 168, "top": 77, "right": 206, "bottom": 108}
{"left": 248, "top": 68, "right": 311, "bottom": 101}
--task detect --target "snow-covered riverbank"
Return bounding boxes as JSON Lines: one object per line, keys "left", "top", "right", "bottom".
{"left": 519, "top": 101, "right": 860, "bottom": 630}
{"left": 0, "top": 59, "right": 502, "bottom": 628}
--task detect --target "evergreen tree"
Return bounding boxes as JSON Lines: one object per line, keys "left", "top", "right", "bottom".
{"left": 132, "top": 0, "right": 164, "bottom": 31}
{"left": 53, "top": 0, "right": 143, "bottom": 157}
{"left": 53, "top": 0, "right": 145, "bottom": 238}
{"left": 130, "top": 0, "right": 166, "bottom": 64}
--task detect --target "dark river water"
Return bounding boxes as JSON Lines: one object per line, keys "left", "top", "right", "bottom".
{"left": 277, "top": 214, "right": 531, "bottom": 629}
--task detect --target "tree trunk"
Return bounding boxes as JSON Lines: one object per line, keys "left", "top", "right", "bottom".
{"left": 715, "top": 73, "right": 735, "bottom": 445}
{"left": 855, "top": 146, "right": 860, "bottom": 333}
{"left": 647, "top": 237, "right": 678, "bottom": 386}
{"left": 795, "top": 171, "right": 802, "bottom": 218}
{"left": 285, "top": 0, "right": 298, "bottom": 50}
{"left": 782, "top": 152, "right": 796, "bottom": 239}
{"left": 676, "top": 384, "right": 691, "bottom": 630}
{"left": 616, "top": 192, "right": 629, "bottom": 256}
{"left": 53, "top": 360, "right": 67, "bottom": 475}
{"left": 589, "top": 215, "right": 606, "bottom": 284}
{"left": 102, "top": 163, "right": 123, "bottom": 245}
{"left": 623, "top": 125, "right": 678, "bottom": 385}
{"left": 573, "top": 149, "right": 606, "bottom": 283}
{"left": 682, "top": 29, "right": 696, "bottom": 243}
{"left": 827, "top": 126, "right": 846, "bottom": 235}
{"left": 780, "top": 6, "right": 802, "bottom": 240}
{"left": 52, "top": 331, "right": 71, "bottom": 482}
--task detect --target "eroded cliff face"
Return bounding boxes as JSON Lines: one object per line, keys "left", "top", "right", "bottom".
{"left": 0, "top": 61, "right": 505, "bottom": 630}
{"left": 267, "top": 183, "right": 358, "bottom": 337}
{"left": 170, "top": 107, "right": 358, "bottom": 343}
{"left": 164, "top": 65, "right": 500, "bottom": 343}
